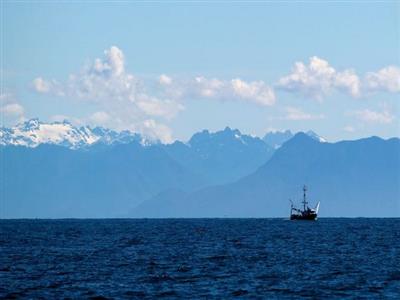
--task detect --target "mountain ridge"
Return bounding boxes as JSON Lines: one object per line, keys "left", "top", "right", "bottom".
{"left": 1, "top": 118, "right": 327, "bottom": 149}
{"left": 131, "top": 133, "right": 400, "bottom": 218}
{"left": 2, "top": 120, "right": 398, "bottom": 218}
{"left": 0, "top": 118, "right": 147, "bottom": 149}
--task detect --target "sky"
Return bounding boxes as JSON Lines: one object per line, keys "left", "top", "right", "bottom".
{"left": 1, "top": 1, "right": 399, "bottom": 143}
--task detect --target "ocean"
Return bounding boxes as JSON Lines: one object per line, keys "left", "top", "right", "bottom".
{"left": 0, "top": 219, "right": 399, "bottom": 299}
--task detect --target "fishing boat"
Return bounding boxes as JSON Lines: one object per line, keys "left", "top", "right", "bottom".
{"left": 290, "top": 185, "right": 320, "bottom": 220}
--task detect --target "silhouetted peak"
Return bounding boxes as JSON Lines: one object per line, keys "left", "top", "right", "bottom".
{"left": 20, "top": 118, "right": 41, "bottom": 130}
{"left": 189, "top": 128, "right": 244, "bottom": 145}
{"left": 305, "top": 130, "right": 327, "bottom": 142}
{"left": 221, "top": 127, "right": 241, "bottom": 136}
{"left": 283, "top": 132, "right": 317, "bottom": 147}
{"left": 293, "top": 131, "right": 314, "bottom": 139}
{"left": 188, "top": 129, "right": 210, "bottom": 144}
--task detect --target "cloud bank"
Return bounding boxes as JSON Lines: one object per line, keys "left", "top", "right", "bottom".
{"left": 31, "top": 47, "right": 398, "bottom": 140}
{"left": 352, "top": 105, "right": 394, "bottom": 124}
{"left": 277, "top": 56, "right": 399, "bottom": 99}
{"left": 33, "top": 46, "right": 276, "bottom": 141}
{"left": 365, "top": 66, "right": 400, "bottom": 93}
{"left": 284, "top": 106, "right": 325, "bottom": 121}
{"left": 32, "top": 46, "right": 183, "bottom": 142}
{"left": 0, "top": 93, "right": 25, "bottom": 124}
{"left": 162, "top": 76, "right": 275, "bottom": 106}
{"left": 277, "top": 56, "right": 361, "bottom": 99}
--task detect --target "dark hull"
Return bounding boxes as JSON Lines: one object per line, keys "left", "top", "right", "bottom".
{"left": 290, "top": 213, "right": 317, "bottom": 221}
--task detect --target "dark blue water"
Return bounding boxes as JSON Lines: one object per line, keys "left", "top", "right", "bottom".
{"left": 0, "top": 219, "right": 399, "bottom": 299}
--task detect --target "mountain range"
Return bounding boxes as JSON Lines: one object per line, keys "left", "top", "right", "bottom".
{"left": 132, "top": 133, "right": 400, "bottom": 218}
{"left": 0, "top": 118, "right": 147, "bottom": 149}
{"left": 1, "top": 119, "right": 398, "bottom": 218}
{"left": 0, "top": 119, "right": 323, "bottom": 149}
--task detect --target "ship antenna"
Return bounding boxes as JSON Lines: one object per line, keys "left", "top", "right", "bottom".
{"left": 303, "top": 185, "right": 308, "bottom": 211}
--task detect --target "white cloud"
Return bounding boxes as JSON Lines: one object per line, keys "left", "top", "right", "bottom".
{"left": 136, "top": 94, "right": 184, "bottom": 120}
{"left": 284, "top": 106, "right": 325, "bottom": 121}
{"left": 32, "top": 46, "right": 180, "bottom": 142}
{"left": 353, "top": 107, "right": 394, "bottom": 124}
{"left": 141, "top": 119, "right": 173, "bottom": 144}
{"left": 89, "top": 111, "right": 111, "bottom": 124}
{"left": 172, "top": 76, "right": 275, "bottom": 106}
{"left": 278, "top": 56, "right": 361, "bottom": 99}
{"left": 92, "top": 46, "right": 125, "bottom": 77}
{"left": 159, "top": 74, "right": 172, "bottom": 85}
{"left": 32, "top": 46, "right": 276, "bottom": 141}
{"left": 1, "top": 103, "right": 24, "bottom": 116}
{"left": 194, "top": 76, "right": 225, "bottom": 98}
{"left": 32, "top": 77, "right": 51, "bottom": 93}
{"left": 32, "top": 47, "right": 399, "bottom": 141}
{"left": 366, "top": 66, "right": 400, "bottom": 93}
{"left": 231, "top": 79, "right": 275, "bottom": 106}
{"left": 343, "top": 125, "right": 355, "bottom": 133}
{"left": 0, "top": 93, "right": 25, "bottom": 124}
{"left": 32, "top": 77, "right": 64, "bottom": 96}
{"left": 334, "top": 69, "right": 361, "bottom": 98}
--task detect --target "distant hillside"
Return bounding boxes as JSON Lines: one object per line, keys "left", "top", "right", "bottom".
{"left": 1, "top": 127, "right": 275, "bottom": 218}
{"left": 4, "top": 119, "right": 395, "bottom": 218}
{"left": 2, "top": 142, "right": 204, "bottom": 218}
{"left": 132, "top": 134, "right": 400, "bottom": 218}
{"left": 263, "top": 129, "right": 326, "bottom": 149}
{"left": 162, "top": 127, "right": 274, "bottom": 184}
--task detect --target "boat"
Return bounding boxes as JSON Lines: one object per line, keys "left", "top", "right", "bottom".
{"left": 290, "top": 185, "right": 320, "bottom": 220}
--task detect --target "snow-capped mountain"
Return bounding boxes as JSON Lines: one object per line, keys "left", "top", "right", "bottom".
{"left": 0, "top": 119, "right": 145, "bottom": 149}
{"left": 305, "top": 130, "right": 327, "bottom": 143}
{"left": 263, "top": 130, "right": 294, "bottom": 149}
{"left": 263, "top": 130, "right": 326, "bottom": 148}
{"left": 162, "top": 127, "right": 275, "bottom": 184}
{"left": 1, "top": 119, "right": 327, "bottom": 150}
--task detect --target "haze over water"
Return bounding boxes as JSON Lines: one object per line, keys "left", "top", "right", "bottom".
{"left": 1, "top": 219, "right": 399, "bottom": 298}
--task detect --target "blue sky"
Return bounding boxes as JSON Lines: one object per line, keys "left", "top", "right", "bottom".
{"left": 1, "top": 1, "right": 399, "bottom": 142}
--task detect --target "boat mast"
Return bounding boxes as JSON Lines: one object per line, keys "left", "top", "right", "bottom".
{"left": 302, "top": 185, "right": 308, "bottom": 211}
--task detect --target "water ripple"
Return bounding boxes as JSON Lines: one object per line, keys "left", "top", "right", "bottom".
{"left": 0, "top": 218, "right": 399, "bottom": 298}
